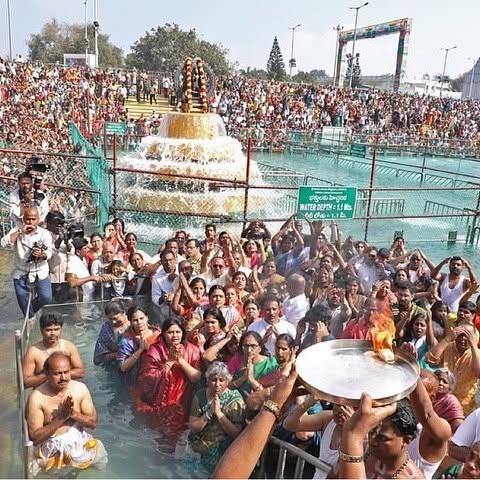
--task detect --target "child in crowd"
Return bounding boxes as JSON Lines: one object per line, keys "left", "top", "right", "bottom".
{"left": 106, "top": 260, "right": 131, "bottom": 298}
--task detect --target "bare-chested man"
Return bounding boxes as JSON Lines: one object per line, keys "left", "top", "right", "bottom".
{"left": 22, "top": 313, "right": 84, "bottom": 388}
{"left": 26, "top": 351, "right": 107, "bottom": 472}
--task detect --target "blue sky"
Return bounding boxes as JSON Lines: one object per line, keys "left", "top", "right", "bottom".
{"left": 1, "top": 0, "right": 477, "bottom": 79}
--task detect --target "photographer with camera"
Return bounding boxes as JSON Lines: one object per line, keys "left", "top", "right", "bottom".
{"left": 1, "top": 206, "right": 53, "bottom": 320}
{"left": 9, "top": 172, "right": 49, "bottom": 227}
{"left": 45, "top": 210, "right": 74, "bottom": 302}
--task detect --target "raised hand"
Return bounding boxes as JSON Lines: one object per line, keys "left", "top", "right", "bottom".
{"left": 344, "top": 393, "right": 397, "bottom": 437}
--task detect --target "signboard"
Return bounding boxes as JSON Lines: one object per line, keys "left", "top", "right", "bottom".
{"left": 105, "top": 122, "right": 127, "bottom": 135}
{"left": 297, "top": 186, "right": 357, "bottom": 220}
{"left": 350, "top": 143, "right": 367, "bottom": 157}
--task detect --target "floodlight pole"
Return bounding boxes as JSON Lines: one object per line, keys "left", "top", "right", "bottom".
{"left": 289, "top": 24, "right": 301, "bottom": 79}
{"left": 333, "top": 25, "right": 343, "bottom": 86}
{"left": 84, "top": 0, "right": 88, "bottom": 63}
{"left": 7, "top": 0, "right": 13, "bottom": 60}
{"left": 439, "top": 45, "right": 457, "bottom": 98}
{"left": 94, "top": 0, "right": 99, "bottom": 67}
{"left": 348, "top": 2, "right": 369, "bottom": 89}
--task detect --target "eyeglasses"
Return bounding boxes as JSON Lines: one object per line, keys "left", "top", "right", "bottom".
{"left": 242, "top": 344, "right": 259, "bottom": 350}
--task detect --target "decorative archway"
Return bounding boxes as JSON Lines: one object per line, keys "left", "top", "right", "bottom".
{"left": 335, "top": 17, "right": 412, "bottom": 92}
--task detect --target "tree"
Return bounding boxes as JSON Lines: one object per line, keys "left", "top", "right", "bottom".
{"left": 451, "top": 71, "right": 468, "bottom": 92}
{"left": 126, "top": 23, "right": 231, "bottom": 75}
{"left": 28, "top": 19, "right": 124, "bottom": 67}
{"left": 266, "top": 36, "right": 286, "bottom": 81}
{"left": 239, "top": 67, "right": 269, "bottom": 80}
{"left": 292, "top": 69, "right": 328, "bottom": 84}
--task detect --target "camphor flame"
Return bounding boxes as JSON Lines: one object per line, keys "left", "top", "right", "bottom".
{"left": 370, "top": 304, "right": 396, "bottom": 360}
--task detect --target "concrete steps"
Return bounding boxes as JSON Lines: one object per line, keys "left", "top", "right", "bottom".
{"left": 124, "top": 95, "right": 205, "bottom": 119}
{"left": 124, "top": 97, "right": 174, "bottom": 119}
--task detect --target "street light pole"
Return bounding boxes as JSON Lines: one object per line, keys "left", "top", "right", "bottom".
{"left": 333, "top": 25, "right": 343, "bottom": 86}
{"left": 468, "top": 57, "right": 477, "bottom": 99}
{"left": 439, "top": 45, "right": 457, "bottom": 98}
{"left": 7, "top": 0, "right": 13, "bottom": 60}
{"left": 289, "top": 24, "right": 301, "bottom": 79}
{"left": 84, "top": 0, "right": 89, "bottom": 64}
{"left": 94, "top": 0, "right": 98, "bottom": 67}
{"left": 348, "top": 2, "right": 369, "bottom": 89}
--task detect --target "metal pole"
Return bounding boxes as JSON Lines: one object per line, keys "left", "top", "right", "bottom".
{"left": 348, "top": 3, "right": 368, "bottom": 89}
{"left": 333, "top": 25, "right": 343, "bottom": 86}
{"left": 289, "top": 30, "right": 295, "bottom": 78}
{"left": 439, "top": 45, "right": 456, "bottom": 98}
{"left": 364, "top": 136, "right": 377, "bottom": 241}
{"left": 469, "top": 190, "right": 480, "bottom": 245}
{"left": 112, "top": 133, "right": 117, "bottom": 214}
{"left": 242, "top": 137, "right": 252, "bottom": 231}
{"left": 84, "top": 0, "right": 88, "bottom": 63}
{"left": 94, "top": 0, "right": 99, "bottom": 67}
{"left": 7, "top": 0, "right": 13, "bottom": 60}
{"left": 289, "top": 24, "right": 300, "bottom": 79}
{"left": 349, "top": 10, "right": 359, "bottom": 89}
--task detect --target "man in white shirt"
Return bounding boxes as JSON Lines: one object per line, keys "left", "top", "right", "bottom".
{"left": 282, "top": 273, "right": 310, "bottom": 328}
{"left": 9, "top": 172, "right": 49, "bottom": 227}
{"left": 449, "top": 408, "right": 480, "bottom": 462}
{"left": 1, "top": 207, "right": 52, "bottom": 319}
{"left": 356, "top": 247, "right": 381, "bottom": 294}
{"left": 198, "top": 235, "right": 237, "bottom": 290}
{"left": 66, "top": 239, "right": 102, "bottom": 302}
{"left": 248, "top": 296, "right": 296, "bottom": 355}
{"left": 151, "top": 249, "right": 178, "bottom": 321}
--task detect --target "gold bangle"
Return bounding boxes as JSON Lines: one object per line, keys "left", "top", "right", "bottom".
{"left": 262, "top": 400, "right": 281, "bottom": 420}
{"left": 339, "top": 451, "right": 364, "bottom": 463}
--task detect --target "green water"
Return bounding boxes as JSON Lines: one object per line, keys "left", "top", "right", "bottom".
{"left": 254, "top": 150, "right": 480, "bottom": 246}
{"left": 0, "top": 250, "right": 207, "bottom": 479}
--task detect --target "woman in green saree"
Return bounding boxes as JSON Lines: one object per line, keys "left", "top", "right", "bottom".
{"left": 228, "top": 331, "right": 279, "bottom": 398}
{"left": 188, "top": 362, "right": 246, "bottom": 473}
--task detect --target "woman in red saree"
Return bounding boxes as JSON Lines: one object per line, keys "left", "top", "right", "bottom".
{"left": 137, "top": 318, "right": 202, "bottom": 446}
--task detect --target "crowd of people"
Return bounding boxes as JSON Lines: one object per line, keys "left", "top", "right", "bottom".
{"left": 5, "top": 55, "right": 480, "bottom": 478}
{"left": 0, "top": 57, "right": 174, "bottom": 156}
{"left": 2, "top": 56, "right": 480, "bottom": 159}
{"left": 5, "top": 179, "right": 480, "bottom": 477}
{"left": 213, "top": 77, "right": 480, "bottom": 152}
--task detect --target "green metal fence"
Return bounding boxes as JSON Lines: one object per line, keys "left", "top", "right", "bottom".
{"left": 69, "top": 122, "right": 111, "bottom": 227}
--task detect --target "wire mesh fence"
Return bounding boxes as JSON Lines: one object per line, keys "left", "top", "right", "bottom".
{"left": 3, "top": 122, "right": 478, "bottom": 251}
{"left": 0, "top": 139, "right": 108, "bottom": 227}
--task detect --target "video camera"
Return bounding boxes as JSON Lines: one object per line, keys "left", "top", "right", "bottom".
{"left": 27, "top": 241, "right": 48, "bottom": 263}
{"left": 49, "top": 213, "right": 85, "bottom": 242}
{"left": 25, "top": 155, "right": 50, "bottom": 202}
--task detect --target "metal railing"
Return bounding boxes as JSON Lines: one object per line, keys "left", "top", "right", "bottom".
{"left": 255, "top": 435, "right": 330, "bottom": 479}
{"left": 14, "top": 290, "right": 34, "bottom": 479}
